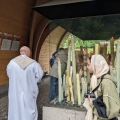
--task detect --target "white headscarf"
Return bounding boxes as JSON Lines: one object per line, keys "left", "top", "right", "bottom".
{"left": 91, "top": 54, "right": 109, "bottom": 97}
{"left": 83, "top": 54, "right": 109, "bottom": 120}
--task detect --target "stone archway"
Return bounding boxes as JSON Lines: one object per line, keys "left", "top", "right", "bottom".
{"left": 38, "top": 26, "right": 70, "bottom": 72}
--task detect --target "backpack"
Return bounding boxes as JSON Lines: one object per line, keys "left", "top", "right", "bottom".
{"left": 49, "top": 51, "right": 57, "bottom": 67}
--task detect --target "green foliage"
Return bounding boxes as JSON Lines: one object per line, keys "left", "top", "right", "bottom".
{"left": 53, "top": 14, "right": 120, "bottom": 50}
{"left": 52, "top": 14, "right": 120, "bottom": 40}
{"left": 62, "top": 35, "right": 105, "bottom": 49}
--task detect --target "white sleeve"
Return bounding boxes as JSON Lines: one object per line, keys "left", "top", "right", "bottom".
{"left": 34, "top": 62, "right": 43, "bottom": 83}
{"left": 6, "top": 61, "right": 12, "bottom": 77}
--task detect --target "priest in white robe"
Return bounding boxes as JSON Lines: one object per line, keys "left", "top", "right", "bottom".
{"left": 7, "top": 46, "right": 43, "bottom": 120}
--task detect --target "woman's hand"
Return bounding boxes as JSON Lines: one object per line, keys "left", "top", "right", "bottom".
{"left": 88, "top": 94, "right": 92, "bottom": 104}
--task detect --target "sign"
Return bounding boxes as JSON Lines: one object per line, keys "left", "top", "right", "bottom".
{"left": 11, "top": 40, "right": 20, "bottom": 51}
{"left": 1, "top": 39, "right": 12, "bottom": 50}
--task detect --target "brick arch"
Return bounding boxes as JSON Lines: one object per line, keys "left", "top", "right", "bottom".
{"left": 29, "top": 12, "right": 70, "bottom": 72}
{"left": 38, "top": 26, "right": 70, "bottom": 72}
{"left": 32, "top": 17, "right": 49, "bottom": 60}
{"left": 36, "top": 25, "right": 50, "bottom": 61}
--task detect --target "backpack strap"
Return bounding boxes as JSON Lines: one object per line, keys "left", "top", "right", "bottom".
{"left": 92, "top": 74, "right": 106, "bottom": 93}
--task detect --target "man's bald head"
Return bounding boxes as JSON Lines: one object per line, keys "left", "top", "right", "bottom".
{"left": 20, "top": 46, "right": 31, "bottom": 57}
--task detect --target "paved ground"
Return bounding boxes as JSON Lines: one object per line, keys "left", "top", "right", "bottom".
{"left": 0, "top": 76, "right": 50, "bottom": 120}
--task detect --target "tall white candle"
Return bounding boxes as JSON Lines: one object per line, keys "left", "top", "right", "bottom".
{"left": 71, "top": 36, "right": 77, "bottom": 101}
{"left": 70, "top": 66, "right": 73, "bottom": 78}
{"left": 63, "top": 74, "right": 66, "bottom": 93}
{"left": 69, "top": 77, "right": 74, "bottom": 104}
{"left": 58, "top": 58, "right": 63, "bottom": 102}
{"left": 76, "top": 74, "right": 81, "bottom": 106}
{"left": 116, "top": 40, "right": 120, "bottom": 95}
{"left": 113, "top": 68, "right": 117, "bottom": 82}
{"left": 81, "top": 76, "right": 87, "bottom": 103}
{"left": 83, "top": 49, "right": 88, "bottom": 100}
{"left": 110, "top": 62, "right": 114, "bottom": 79}
{"left": 65, "top": 70, "right": 70, "bottom": 101}
{"left": 67, "top": 45, "right": 71, "bottom": 71}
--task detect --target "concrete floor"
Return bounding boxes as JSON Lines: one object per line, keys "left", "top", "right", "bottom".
{"left": 0, "top": 84, "right": 8, "bottom": 120}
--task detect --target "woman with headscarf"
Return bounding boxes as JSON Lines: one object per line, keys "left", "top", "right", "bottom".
{"left": 83, "top": 54, "right": 120, "bottom": 120}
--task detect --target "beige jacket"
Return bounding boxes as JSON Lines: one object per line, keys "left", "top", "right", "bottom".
{"left": 90, "top": 74, "right": 120, "bottom": 120}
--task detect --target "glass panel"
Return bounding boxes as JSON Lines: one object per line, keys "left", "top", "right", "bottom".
{"left": 48, "top": 14, "right": 120, "bottom": 107}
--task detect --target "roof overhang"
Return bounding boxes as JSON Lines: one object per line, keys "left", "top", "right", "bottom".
{"left": 32, "top": 0, "right": 120, "bottom": 20}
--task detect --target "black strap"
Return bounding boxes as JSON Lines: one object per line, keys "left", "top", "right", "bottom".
{"left": 92, "top": 74, "right": 106, "bottom": 93}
